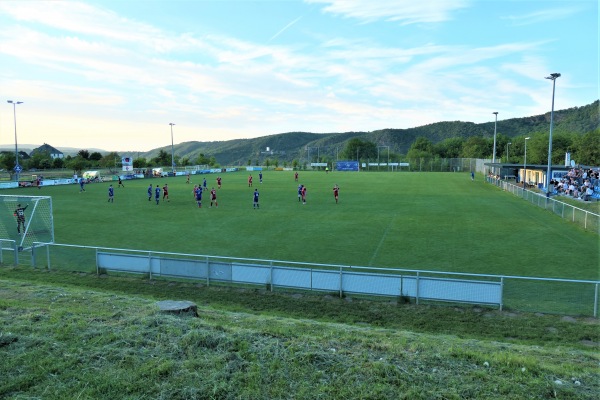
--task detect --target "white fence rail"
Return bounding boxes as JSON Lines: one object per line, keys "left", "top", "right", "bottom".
{"left": 0, "top": 241, "right": 596, "bottom": 317}
{"left": 486, "top": 177, "right": 600, "bottom": 233}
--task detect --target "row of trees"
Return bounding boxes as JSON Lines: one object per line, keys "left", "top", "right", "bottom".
{"left": 332, "top": 130, "right": 599, "bottom": 166}
{"left": 1, "top": 129, "right": 597, "bottom": 176}
{"left": 0, "top": 149, "right": 221, "bottom": 176}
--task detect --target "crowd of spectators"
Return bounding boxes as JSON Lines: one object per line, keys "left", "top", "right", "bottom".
{"left": 550, "top": 167, "right": 600, "bottom": 201}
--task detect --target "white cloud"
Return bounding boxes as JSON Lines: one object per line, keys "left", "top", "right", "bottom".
{"left": 502, "top": 6, "right": 584, "bottom": 26}
{"left": 305, "top": 0, "right": 470, "bottom": 24}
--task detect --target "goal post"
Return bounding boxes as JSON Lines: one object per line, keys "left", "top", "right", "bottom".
{"left": 0, "top": 195, "right": 54, "bottom": 251}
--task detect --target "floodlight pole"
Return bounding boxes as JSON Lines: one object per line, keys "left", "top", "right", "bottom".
{"left": 7, "top": 100, "right": 23, "bottom": 182}
{"left": 506, "top": 142, "right": 511, "bottom": 162}
{"left": 169, "top": 123, "right": 176, "bottom": 175}
{"left": 545, "top": 73, "right": 560, "bottom": 196}
{"left": 523, "top": 137, "right": 530, "bottom": 189}
{"left": 492, "top": 112, "right": 498, "bottom": 166}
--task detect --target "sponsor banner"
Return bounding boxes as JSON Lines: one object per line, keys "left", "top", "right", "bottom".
{"left": 311, "top": 163, "right": 328, "bottom": 167}
{"left": 336, "top": 161, "right": 359, "bottom": 171}
{"left": 0, "top": 182, "right": 18, "bottom": 189}
{"left": 122, "top": 156, "right": 133, "bottom": 172}
{"left": 399, "top": 163, "right": 410, "bottom": 167}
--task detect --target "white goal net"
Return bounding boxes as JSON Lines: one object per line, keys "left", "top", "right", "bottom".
{"left": 0, "top": 195, "right": 54, "bottom": 251}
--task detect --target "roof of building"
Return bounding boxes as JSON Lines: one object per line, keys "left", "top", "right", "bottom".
{"left": 29, "top": 143, "right": 64, "bottom": 156}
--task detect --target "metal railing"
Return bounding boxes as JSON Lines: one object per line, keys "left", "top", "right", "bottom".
{"left": 0, "top": 241, "right": 597, "bottom": 317}
{"left": 487, "top": 177, "right": 600, "bottom": 233}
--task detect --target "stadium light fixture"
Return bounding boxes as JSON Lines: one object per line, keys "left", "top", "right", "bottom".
{"left": 7, "top": 100, "right": 23, "bottom": 182}
{"left": 492, "top": 112, "right": 498, "bottom": 166}
{"left": 523, "top": 137, "right": 531, "bottom": 189}
{"left": 545, "top": 73, "right": 560, "bottom": 196}
{"left": 169, "top": 123, "right": 176, "bottom": 175}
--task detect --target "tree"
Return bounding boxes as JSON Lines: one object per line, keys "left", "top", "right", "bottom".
{"left": 152, "top": 150, "right": 170, "bottom": 166}
{"left": 78, "top": 150, "right": 90, "bottom": 160}
{"left": 99, "top": 152, "right": 121, "bottom": 169}
{"left": 0, "top": 152, "right": 16, "bottom": 172}
{"left": 28, "top": 153, "right": 51, "bottom": 170}
{"left": 460, "top": 136, "right": 491, "bottom": 158}
{"left": 196, "top": 153, "right": 210, "bottom": 165}
{"left": 407, "top": 137, "right": 434, "bottom": 159}
{"left": 133, "top": 157, "right": 147, "bottom": 168}
{"left": 52, "top": 157, "right": 65, "bottom": 169}
{"left": 89, "top": 152, "right": 103, "bottom": 161}
{"left": 434, "top": 138, "right": 463, "bottom": 158}
{"left": 66, "top": 157, "right": 90, "bottom": 174}
{"left": 180, "top": 157, "right": 190, "bottom": 167}
{"left": 341, "top": 138, "right": 377, "bottom": 160}
{"left": 574, "top": 129, "right": 600, "bottom": 165}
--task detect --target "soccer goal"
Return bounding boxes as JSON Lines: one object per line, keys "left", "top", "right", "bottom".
{"left": 0, "top": 195, "right": 54, "bottom": 251}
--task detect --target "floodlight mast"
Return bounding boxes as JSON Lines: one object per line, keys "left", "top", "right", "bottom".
{"left": 545, "top": 73, "right": 560, "bottom": 196}
{"left": 524, "top": 137, "right": 531, "bottom": 188}
{"left": 169, "top": 123, "right": 176, "bottom": 175}
{"left": 492, "top": 112, "right": 498, "bottom": 164}
{"left": 7, "top": 100, "right": 23, "bottom": 182}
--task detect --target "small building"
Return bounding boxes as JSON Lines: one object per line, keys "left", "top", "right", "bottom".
{"left": 30, "top": 143, "right": 64, "bottom": 159}
{"left": 486, "top": 162, "right": 576, "bottom": 189}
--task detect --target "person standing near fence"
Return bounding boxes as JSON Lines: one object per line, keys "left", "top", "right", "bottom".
{"left": 14, "top": 203, "right": 28, "bottom": 235}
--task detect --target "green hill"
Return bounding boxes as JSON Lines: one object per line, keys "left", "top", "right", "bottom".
{"left": 138, "top": 100, "right": 599, "bottom": 166}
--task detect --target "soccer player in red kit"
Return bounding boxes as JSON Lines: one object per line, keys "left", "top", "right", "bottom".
{"left": 217, "top": 176, "right": 222, "bottom": 189}
{"left": 333, "top": 184, "right": 339, "bottom": 204}
{"left": 162, "top": 184, "right": 169, "bottom": 202}
{"left": 210, "top": 187, "right": 218, "bottom": 208}
{"left": 248, "top": 175, "right": 253, "bottom": 187}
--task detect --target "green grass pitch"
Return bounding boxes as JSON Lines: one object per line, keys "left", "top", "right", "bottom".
{"left": 6, "top": 170, "right": 599, "bottom": 281}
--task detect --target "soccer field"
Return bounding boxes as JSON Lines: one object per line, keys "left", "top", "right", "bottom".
{"left": 8, "top": 170, "right": 599, "bottom": 280}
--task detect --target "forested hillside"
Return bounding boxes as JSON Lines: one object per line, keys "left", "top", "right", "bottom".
{"left": 135, "top": 100, "right": 599, "bottom": 167}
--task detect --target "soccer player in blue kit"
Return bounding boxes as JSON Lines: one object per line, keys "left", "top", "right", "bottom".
{"left": 154, "top": 185, "right": 161, "bottom": 205}
{"left": 147, "top": 184, "right": 153, "bottom": 201}
{"left": 253, "top": 188, "right": 259, "bottom": 209}
{"left": 108, "top": 185, "right": 114, "bottom": 203}
{"left": 195, "top": 186, "right": 203, "bottom": 208}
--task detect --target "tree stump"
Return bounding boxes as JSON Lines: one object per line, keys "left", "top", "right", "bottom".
{"left": 156, "top": 300, "right": 198, "bottom": 317}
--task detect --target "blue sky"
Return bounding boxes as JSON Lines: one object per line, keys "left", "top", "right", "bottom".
{"left": 0, "top": 0, "right": 597, "bottom": 152}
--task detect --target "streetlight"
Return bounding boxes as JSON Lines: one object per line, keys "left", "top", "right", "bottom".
{"left": 492, "top": 112, "right": 498, "bottom": 164}
{"left": 169, "top": 123, "right": 175, "bottom": 175}
{"left": 523, "top": 137, "right": 531, "bottom": 189}
{"left": 545, "top": 73, "right": 560, "bottom": 196}
{"left": 7, "top": 100, "right": 23, "bottom": 182}
{"left": 506, "top": 142, "right": 511, "bottom": 162}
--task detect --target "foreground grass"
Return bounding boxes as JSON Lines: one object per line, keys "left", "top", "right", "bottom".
{"left": 1, "top": 268, "right": 598, "bottom": 399}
